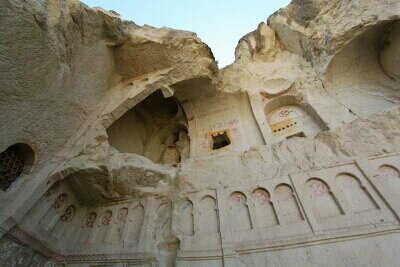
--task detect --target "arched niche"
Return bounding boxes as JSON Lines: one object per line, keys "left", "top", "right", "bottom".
{"left": 324, "top": 20, "right": 400, "bottom": 119}
{"left": 127, "top": 204, "right": 144, "bottom": 248}
{"left": 60, "top": 205, "right": 76, "bottom": 223}
{"left": 198, "top": 195, "right": 219, "bottom": 234}
{"left": 51, "top": 205, "right": 76, "bottom": 239}
{"left": 380, "top": 22, "right": 400, "bottom": 81}
{"left": 335, "top": 173, "right": 378, "bottom": 212}
{"left": 0, "top": 143, "right": 35, "bottom": 191}
{"left": 44, "top": 182, "right": 61, "bottom": 199}
{"left": 377, "top": 165, "right": 400, "bottom": 198}
{"left": 107, "top": 89, "right": 190, "bottom": 164}
{"left": 264, "top": 95, "right": 327, "bottom": 140}
{"left": 305, "top": 178, "right": 343, "bottom": 219}
{"left": 378, "top": 165, "right": 400, "bottom": 179}
{"left": 85, "top": 211, "right": 98, "bottom": 228}
{"left": 41, "top": 193, "right": 69, "bottom": 231}
{"left": 155, "top": 202, "right": 172, "bottom": 243}
{"left": 101, "top": 210, "right": 113, "bottom": 227}
{"left": 274, "top": 184, "right": 303, "bottom": 224}
{"left": 178, "top": 199, "right": 194, "bottom": 236}
{"left": 251, "top": 188, "right": 278, "bottom": 228}
{"left": 228, "top": 192, "right": 252, "bottom": 232}
{"left": 112, "top": 207, "right": 128, "bottom": 241}
{"left": 95, "top": 210, "right": 113, "bottom": 243}
{"left": 54, "top": 193, "right": 68, "bottom": 209}
{"left": 84, "top": 211, "right": 98, "bottom": 244}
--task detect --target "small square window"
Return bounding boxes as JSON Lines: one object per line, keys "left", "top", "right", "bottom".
{"left": 209, "top": 129, "right": 232, "bottom": 150}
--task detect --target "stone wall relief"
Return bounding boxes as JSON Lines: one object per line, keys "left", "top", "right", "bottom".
{"left": 177, "top": 193, "right": 220, "bottom": 238}
{"left": 335, "top": 173, "right": 379, "bottom": 212}
{"left": 95, "top": 210, "right": 113, "bottom": 243}
{"left": 21, "top": 181, "right": 62, "bottom": 230}
{"left": 251, "top": 188, "right": 278, "bottom": 228}
{"left": 198, "top": 195, "right": 219, "bottom": 234}
{"left": 84, "top": 211, "right": 98, "bottom": 244}
{"left": 292, "top": 163, "right": 397, "bottom": 234}
{"left": 51, "top": 205, "right": 76, "bottom": 239}
{"left": 253, "top": 94, "right": 328, "bottom": 144}
{"left": 73, "top": 202, "right": 147, "bottom": 249}
{"left": 14, "top": 157, "right": 400, "bottom": 261}
{"left": 379, "top": 165, "right": 400, "bottom": 180}
{"left": 177, "top": 190, "right": 223, "bottom": 256}
{"left": 377, "top": 164, "right": 400, "bottom": 198}
{"left": 267, "top": 105, "right": 306, "bottom": 137}
{"left": 228, "top": 192, "right": 252, "bottom": 232}
{"left": 85, "top": 211, "right": 98, "bottom": 228}
{"left": 44, "top": 182, "right": 60, "bottom": 199}
{"left": 60, "top": 205, "right": 76, "bottom": 223}
{"left": 274, "top": 184, "right": 303, "bottom": 224}
{"left": 110, "top": 207, "right": 129, "bottom": 242}
{"left": 305, "top": 178, "right": 344, "bottom": 219}
{"left": 155, "top": 202, "right": 173, "bottom": 246}
{"left": 176, "top": 199, "right": 194, "bottom": 236}
{"left": 41, "top": 193, "right": 69, "bottom": 232}
{"left": 17, "top": 181, "right": 83, "bottom": 250}
{"left": 266, "top": 103, "right": 324, "bottom": 140}
{"left": 222, "top": 178, "right": 311, "bottom": 246}
{"left": 125, "top": 203, "right": 145, "bottom": 249}
{"left": 358, "top": 155, "right": 400, "bottom": 220}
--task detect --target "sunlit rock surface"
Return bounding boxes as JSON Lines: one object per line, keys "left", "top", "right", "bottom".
{"left": 1, "top": 0, "right": 400, "bottom": 266}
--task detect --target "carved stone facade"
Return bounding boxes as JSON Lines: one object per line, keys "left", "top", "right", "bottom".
{"left": 1, "top": 0, "right": 400, "bottom": 266}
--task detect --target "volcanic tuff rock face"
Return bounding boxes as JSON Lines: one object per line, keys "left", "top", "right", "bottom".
{"left": 0, "top": 0, "right": 400, "bottom": 266}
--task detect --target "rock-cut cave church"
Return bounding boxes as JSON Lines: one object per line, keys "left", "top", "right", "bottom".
{"left": 1, "top": 0, "right": 400, "bottom": 266}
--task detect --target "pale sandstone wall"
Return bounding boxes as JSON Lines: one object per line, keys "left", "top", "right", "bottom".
{"left": 0, "top": 0, "right": 400, "bottom": 266}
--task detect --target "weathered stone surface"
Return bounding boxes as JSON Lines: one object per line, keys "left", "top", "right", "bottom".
{"left": 0, "top": 0, "right": 400, "bottom": 266}
{"left": 0, "top": 236, "right": 58, "bottom": 266}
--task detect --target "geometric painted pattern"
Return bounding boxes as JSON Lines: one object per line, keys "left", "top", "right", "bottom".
{"left": 0, "top": 146, "right": 25, "bottom": 191}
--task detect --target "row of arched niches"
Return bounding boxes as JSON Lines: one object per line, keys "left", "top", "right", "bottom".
{"left": 10, "top": 154, "right": 400, "bottom": 259}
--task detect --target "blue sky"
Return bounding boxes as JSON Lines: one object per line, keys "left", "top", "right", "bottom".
{"left": 81, "top": 1, "right": 290, "bottom": 67}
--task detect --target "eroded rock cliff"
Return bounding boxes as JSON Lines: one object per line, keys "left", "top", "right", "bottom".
{"left": 1, "top": 0, "right": 400, "bottom": 266}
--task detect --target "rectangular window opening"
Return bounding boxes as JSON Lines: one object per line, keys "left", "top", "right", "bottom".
{"left": 210, "top": 130, "right": 231, "bottom": 150}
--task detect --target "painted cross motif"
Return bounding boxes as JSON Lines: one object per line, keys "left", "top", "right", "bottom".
{"left": 60, "top": 205, "right": 76, "bottom": 222}
{"left": 275, "top": 185, "right": 293, "bottom": 201}
{"left": 85, "top": 212, "right": 97, "bottom": 227}
{"left": 308, "top": 180, "right": 327, "bottom": 197}
{"left": 269, "top": 106, "right": 301, "bottom": 123}
{"left": 54, "top": 194, "right": 66, "bottom": 209}
{"left": 101, "top": 210, "right": 113, "bottom": 226}
{"left": 115, "top": 208, "right": 128, "bottom": 237}
{"left": 379, "top": 165, "right": 399, "bottom": 179}
{"left": 278, "top": 109, "right": 297, "bottom": 118}
{"left": 231, "top": 192, "right": 246, "bottom": 206}
{"left": 44, "top": 182, "right": 60, "bottom": 198}
{"left": 117, "top": 208, "right": 128, "bottom": 223}
{"left": 252, "top": 189, "right": 269, "bottom": 205}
